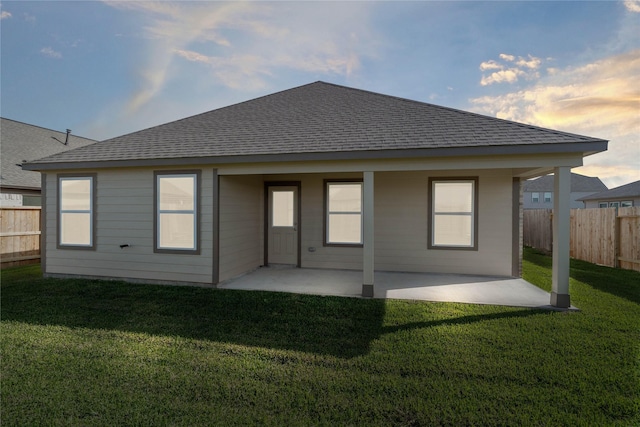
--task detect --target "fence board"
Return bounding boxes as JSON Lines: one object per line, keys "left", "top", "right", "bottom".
{"left": 0, "top": 207, "right": 41, "bottom": 268}
{"left": 523, "top": 209, "right": 552, "bottom": 252}
{"left": 525, "top": 207, "right": 640, "bottom": 272}
{"left": 618, "top": 207, "right": 640, "bottom": 272}
{"left": 571, "top": 208, "right": 617, "bottom": 267}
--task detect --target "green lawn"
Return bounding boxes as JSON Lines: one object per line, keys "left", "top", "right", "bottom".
{"left": 1, "top": 248, "right": 638, "bottom": 426}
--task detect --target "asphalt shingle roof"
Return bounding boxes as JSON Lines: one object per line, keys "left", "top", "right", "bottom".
{"left": 24, "top": 82, "right": 607, "bottom": 169}
{"left": 1, "top": 118, "right": 96, "bottom": 189}
{"left": 577, "top": 180, "right": 640, "bottom": 201}
{"left": 523, "top": 173, "right": 608, "bottom": 193}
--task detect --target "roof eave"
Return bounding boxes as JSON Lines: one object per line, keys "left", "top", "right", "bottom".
{"left": 22, "top": 140, "right": 608, "bottom": 172}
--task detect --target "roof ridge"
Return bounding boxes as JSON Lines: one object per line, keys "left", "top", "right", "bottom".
{"left": 101, "top": 81, "right": 606, "bottom": 144}
{"left": 0, "top": 117, "right": 97, "bottom": 142}
{"left": 315, "top": 82, "right": 606, "bottom": 143}
{"left": 577, "top": 180, "right": 640, "bottom": 201}
{"left": 101, "top": 81, "right": 322, "bottom": 143}
{"left": 22, "top": 81, "right": 608, "bottom": 169}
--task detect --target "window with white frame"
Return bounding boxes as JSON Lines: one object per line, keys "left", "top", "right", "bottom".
{"left": 325, "top": 181, "right": 363, "bottom": 245}
{"left": 155, "top": 171, "right": 200, "bottom": 253}
{"left": 600, "top": 201, "right": 633, "bottom": 208}
{"left": 531, "top": 192, "right": 540, "bottom": 203}
{"left": 58, "top": 175, "right": 95, "bottom": 248}
{"left": 544, "top": 192, "right": 552, "bottom": 203}
{"left": 429, "top": 178, "right": 478, "bottom": 250}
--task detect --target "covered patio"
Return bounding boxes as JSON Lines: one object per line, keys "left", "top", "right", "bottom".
{"left": 219, "top": 267, "right": 576, "bottom": 311}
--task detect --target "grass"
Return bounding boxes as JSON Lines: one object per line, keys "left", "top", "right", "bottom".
{"left": 1, "top": 248, "right": 638, "bottom": 426}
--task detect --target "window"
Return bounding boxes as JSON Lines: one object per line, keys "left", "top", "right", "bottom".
{"left": 155, "top": 171, "right": 200, "bottom": 253}
{"left": 272, "top": 191, "right": 294, "bottom": 227}
{"left": 600, "top": 201, "right": 632, "bottom": 208}
{"left": 58, "top": 175, "right": 95, "bottom": 248}
{"left": 325, "top": 181, "right": 362, "bottom": 245}
{"left": 429, "top": 178, "right": 478, "bottom": 250}
{"left": 531, "top": 192, "right": 540, "bottom": 203}
{"left": 544, "top": 192, "right": 552, "bottom": 203}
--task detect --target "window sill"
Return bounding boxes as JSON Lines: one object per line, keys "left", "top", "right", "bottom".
{"left": 323, "top": 243, "right": 363, "bottom": 248}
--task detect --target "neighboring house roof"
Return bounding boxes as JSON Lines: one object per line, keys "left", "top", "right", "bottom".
{"left": 1, "top": 118, "right": 97, "bottom": 190}
{"left": 23, "top": 81, "right": 607, "bottom": 171}
{"left": 577, "top": 180, "right": 640, "bottom": 201}
{"left": 522, "top": 173, "right": 608, "bottom": 193}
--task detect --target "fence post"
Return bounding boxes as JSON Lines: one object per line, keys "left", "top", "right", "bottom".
{"left": 615, "top": 213, "right": 620, "bottom": 269}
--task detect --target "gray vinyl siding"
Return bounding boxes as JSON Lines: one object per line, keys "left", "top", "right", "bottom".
{"left": 44, "top": 168, "right": 215, "bottom": 284}
{"left": 43, "top": 167, "right": 516, "bottom": 286}
{"left": 584, "top": 197, "right": 640, "bottom": 208}
{"left": 265, "top": 173, "right": 364, "bottom": 271}
{"left": 265, "top": 170, "right": 513, "bottom": 276}
{"left": 523, "top": 191, "right": 601, "bottom": 209}
{"left": 373, "top": 170, "right": 513, "bottom": 276}
{"left": 218, "top": 175, "right": 263, "bottom": 282}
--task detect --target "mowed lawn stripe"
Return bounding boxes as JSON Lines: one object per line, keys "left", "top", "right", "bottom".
{"left": 1, "top": 248, "right": 638, "bottom": 426}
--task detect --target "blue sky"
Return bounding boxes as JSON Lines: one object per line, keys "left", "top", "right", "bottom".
{"left": 1, "top": 1, "right": 638, "bottom": 187}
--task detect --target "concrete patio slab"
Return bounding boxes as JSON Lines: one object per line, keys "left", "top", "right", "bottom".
{"left": 219, "top": 267, "right": 575, "bottom": 310}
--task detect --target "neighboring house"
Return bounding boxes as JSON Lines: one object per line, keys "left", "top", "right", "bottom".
{"left": 0, "top": 118, "right": 96, "bottom": 206}
{"left": 23, "top": 82, "right": 608, "bottom": 308}
{"left": 577, "top": 180, "right": 640, "bottom": 208}
{"left": 522, "top": 173, "right": 607, "bottom": 209}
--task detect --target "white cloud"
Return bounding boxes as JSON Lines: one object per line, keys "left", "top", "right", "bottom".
{"left": 1, "top": 11, "right": 11, "bottom": 19}
{"left": 40, "top": 47, "right": 62, "bottom": 59}
{"left": 174, "top": 49, "right": 272, "bottom": 90}
{"left": 480, "top": 68, "right": 525, "bottom": 86}
{"left": 479, "top": 60, "right": 502, "bottom": 71}
{"left": 479, "top": 54, "right": 543, "bottom": 85}
{"left": 471, "top": 50, "right": 640, "bottom": 187}
{"left": 102, "top": 1, "right": 378, "bottom": 115}
{"left": 624, "top": 0, "right": 640, "bottom": 13}
{"left": 516, "top": 55, "right": 542, "bottom": 69}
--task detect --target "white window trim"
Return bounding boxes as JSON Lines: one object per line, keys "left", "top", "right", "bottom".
{"left": 155, "top": 171, "right": 200, "bottom": 253}
{"left": 58, "top": 175, "right": 95, "bottom": 249}
{"left": 531, "top": 192, "right": 540, "bottom": 203}
{"left": 325, "top": 181, "right": 363, "bottom": 246}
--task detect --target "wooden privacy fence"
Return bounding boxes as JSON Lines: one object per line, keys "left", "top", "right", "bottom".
{"left": 523, "top": 209, "right": 553, "bottom": 253}
{"left": 0, "top": 207, "right": 41, "bottom": 268}
{"left": 524, "top": 207, "right": 640, "bottom": 272}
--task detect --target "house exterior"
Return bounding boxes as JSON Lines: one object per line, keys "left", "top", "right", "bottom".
{"left": 522, "top": 173, "right": 607, "bottom": 209}
{"left": 0, "top": 118, "right": 96, "bottom": 206}
{"left": 577, "top": 180, "right": 640, "bottom": 208}
{"left": 23, "top": 82, "right": 608, "bottom": 308}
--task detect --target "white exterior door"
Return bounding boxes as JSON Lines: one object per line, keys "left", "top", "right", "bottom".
{"left": 268, "top": 186, "right": 298, "bottom": 265}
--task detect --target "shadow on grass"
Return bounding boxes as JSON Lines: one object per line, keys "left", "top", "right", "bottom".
{"left": 524, "top": 247, "right": 640, "bottom": 305}
{"left": 382, "top": 309, "right": 545, "bottom": 335}
{"left": 569, "top": 258, "right": 640, "bottom": 305}
{"left": 2, "top": 269, "right": 546, "bottom": 358}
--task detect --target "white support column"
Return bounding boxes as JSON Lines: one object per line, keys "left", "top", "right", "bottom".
{"left": 551, "top": 166, "right": 571, "bottom": 308}
{"left": 362, "top": 171, "right": 375, "bottom": 297}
